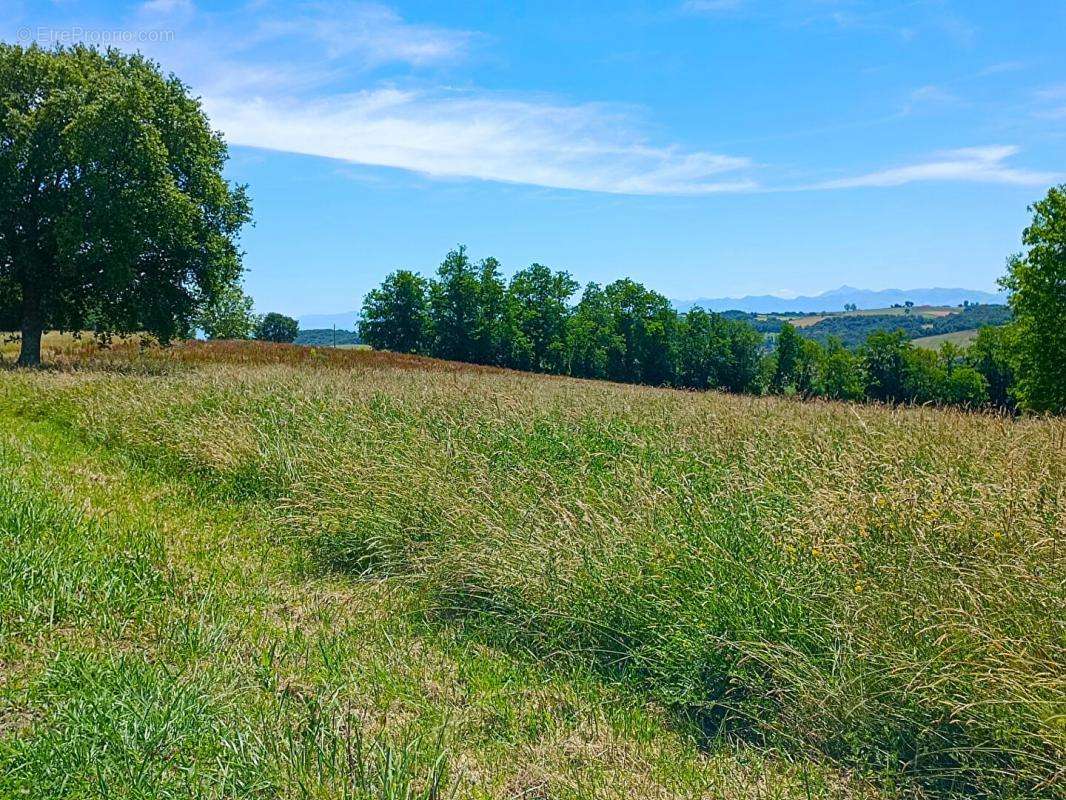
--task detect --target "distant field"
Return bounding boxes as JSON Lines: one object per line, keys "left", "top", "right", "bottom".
{"left": 912, "top": 329, "right": 981, "bottom": 349}
{"left": 753, "top": 304, "right": 1012, "bottom": 349}
{"left": 1, "top": 340, "right": 1061, "bottom": 799}
{"left": 760, "top": 305, "right": 957, "bottom": 329}
{"left": 786, "top": 313, "right": 828, "bottom": 328}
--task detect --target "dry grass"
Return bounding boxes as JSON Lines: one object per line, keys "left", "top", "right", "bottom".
{"left": 911, "top": 330, "right": 981, "bottom": 350}
{"left": 2, "top": 340, "right": 1063, "bottom": 798}
{"left": 0, "top": 332, "right": 506, "bottom": 375}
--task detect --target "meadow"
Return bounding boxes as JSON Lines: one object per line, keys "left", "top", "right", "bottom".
{"left": 1, "top": 338, "right": 1062, "bottom": 799}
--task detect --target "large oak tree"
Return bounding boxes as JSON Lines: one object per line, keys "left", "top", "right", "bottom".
{"left": 0, "top": 44, "right": 251, "bottom": 366}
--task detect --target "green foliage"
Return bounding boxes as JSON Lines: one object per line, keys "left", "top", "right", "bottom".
{"left": 602, "top": 279, "right": 678, "bottom": 385}
{"left": 566, "top": 282, "right": 620, "bottom": 380}
{"left": 359, "top": 269, "right": 431, "bottom": 353}
{"left": 1000, "top": 185, "right": 1066, "bottom": 413}
{"left": 197, "top": 282, "right": 256, "bottom": 340}
{"left": 471, "top": 257, "right": 508, "bottom": 365}
{"left": 967, "top": 325, "right": 1017, "bottom": 408}
{"left": 430, "top": 247, "right": 481, "bottom": 362}
{"left": 255, "top": 312, "right": 298, "bottom": 343}
{"left": 506, "top": 264, "right": 579, "bottom": 373}
{"left": 861, "top": 330, "right": 909, "bottom": 402}
{"left": 356, "top": 247, "right": 1024, "bottom": 412}
{"left": 293, "top": 328, "right": 361, "bottom": 346}
{"left": 822, "top": 339, "right": 865, "bottom": 401}
{"left": 772, "top": 323, "right": 803, "bottom": 391}
{"left": 943, "top": 365, "right": 990, "bottom": 407}
{"left": 0, "top": 44, "right": 251, "bottom": 365}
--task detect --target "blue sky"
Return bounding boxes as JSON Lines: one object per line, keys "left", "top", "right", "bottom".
{"left": 6, "top": 1, "right": 1066, "bottom": 315}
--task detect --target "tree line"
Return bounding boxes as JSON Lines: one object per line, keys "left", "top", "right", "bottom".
{"left": 2, "top": 45, "right": 1061, "bottom": 412}
{"left": 360, "top": 186, "right": 1065, "bottom": 414}
{"left": 195, "top": 283, "right": 299, "bottom": 343}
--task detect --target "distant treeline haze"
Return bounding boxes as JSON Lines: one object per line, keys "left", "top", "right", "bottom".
{"left": 358, "top": 247, "right": 1016, "bottom": 411}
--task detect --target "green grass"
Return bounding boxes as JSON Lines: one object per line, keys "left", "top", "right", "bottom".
{"left": 1, "top": 342, "right": 1062, "bottom": 798}
{"left": 0, "top": 364, "right": 863, "bottom": 799}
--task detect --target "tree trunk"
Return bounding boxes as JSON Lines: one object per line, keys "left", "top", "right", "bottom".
{"left": 17, "top": 291, "right": 43, "bottom": 367}
{"left": 17, "top": 323, "right": 42, "bottom": 367}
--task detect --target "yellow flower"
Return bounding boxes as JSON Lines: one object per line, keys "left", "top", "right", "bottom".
{"left": 811, "top": 547, "right": 822, "bottom": 557}
{"left": 992, "top": 530, "right": 1003, "bottom": 541}
{"left": 854, "top": 581, "right": 865, "bottom": 593}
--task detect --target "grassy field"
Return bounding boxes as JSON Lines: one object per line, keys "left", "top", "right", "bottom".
{"left": 911, "top": 330, "right": 980, "bottom": 350}
{"left": 768, "top": 306, "right": 956, "bottom": 329}
{"left": 1, "top": 339, "right": 1062, "bottom": 799}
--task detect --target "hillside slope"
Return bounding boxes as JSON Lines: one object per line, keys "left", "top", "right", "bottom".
{"left": 1, "top": 340, "right": 1062, "bottom": 798}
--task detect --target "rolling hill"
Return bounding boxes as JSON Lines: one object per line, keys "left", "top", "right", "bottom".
{"left": 1, "top": 339, "right": 1061, "bottom": 799}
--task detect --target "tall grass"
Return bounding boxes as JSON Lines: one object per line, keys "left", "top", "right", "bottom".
{"left": 5, "top": 342, "right": 1063, "bottom": 797}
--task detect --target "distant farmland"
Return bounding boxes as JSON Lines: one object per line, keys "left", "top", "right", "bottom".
{"left": 745, "top": 303, "right": 1010, "bottom": 348}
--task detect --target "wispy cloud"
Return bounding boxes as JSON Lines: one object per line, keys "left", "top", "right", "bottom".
{"left": 206, "top": 89, "right": 757, "bottom": 195}
{"left": 1032, "top": 84, "right": 1066, "bottom": 121}
{"left": 247, "top": 3, "right": 474, "bottom": 67}
{"left": 811, "top": 145, "right": 1060, "bottom": 189}
{"left": 681, "top": 0, "right": 746, "bottom": 13}
{"left": 117, "top": 0, "right": 762, "bottom": 194}
{"left": 9, "top": 1, "right": 1056, "bottom": 197}
{"left": 902, "top": 84, "right": 964, "bottom": 113}
{"left": 133, "top": 0, "right": 472, "bottom": 71}
{"left": 976, "top": 61, "right": 1026, "bottom": 78}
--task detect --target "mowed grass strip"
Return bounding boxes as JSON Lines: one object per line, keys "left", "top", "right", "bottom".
{"left": 0, "top": 377, "right": 863, "bottom": 799}
{"left": 3, "top": 344, "right": 1063, "bottom": 796}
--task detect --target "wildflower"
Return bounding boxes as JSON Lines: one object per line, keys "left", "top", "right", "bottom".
{"left": 854, "top": 581, "right": 865, "bottom": 593}
{"left": 811, "top": 547, "right": 822, "bottom": 557}
{"left": 992, "top": 530, "right": 1003, "bottom": 541}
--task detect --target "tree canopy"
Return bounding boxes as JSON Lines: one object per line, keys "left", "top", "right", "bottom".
{"left": 355, "top": 243, "right": 1063, "bottom": 412}
{"left": 0, "top": 44, "right": 251, "bottom": 365}
{"left": 197, "top": 282, "right": 256, "bottom": 340}
{"left": 1000, "top": 185, "right": 1066, "bottom": 413}
{"left": 255, "top": 312, "right": 299, "bottom": 344}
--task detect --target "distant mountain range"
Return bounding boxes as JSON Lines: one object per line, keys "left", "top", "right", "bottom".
{"left": 673, "top": 286, "right": 1005, "bottom": 314}
{"left": 298, "top": 287, "right": 1006, "bottom": 329}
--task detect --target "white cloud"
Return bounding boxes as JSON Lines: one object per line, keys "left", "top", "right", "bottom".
{"left": 248, "top": 3, "right": 473, "bottom": 67}
{"left": 905, "top": 84, "right": 962, "bottom": 109}
{"left": 16, "top": 1, "right": 1057, "bottom": 197}
{"left": 133, "top": 1, "right": 471, "bottom": 72}
{"left": 812, "top": 146, "right": 1061, "bottom": 189}
{"left": 205, "top": 89, "right": 757, "bottom": 195}
{"left": 39, "top": 0, "right": 757, "bottom": 195}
